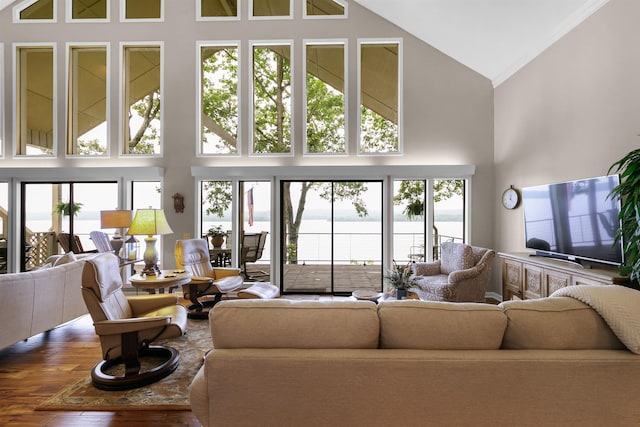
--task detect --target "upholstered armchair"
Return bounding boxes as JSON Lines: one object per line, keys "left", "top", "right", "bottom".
{"left": 411, "top": 242, "right": 495, "bottom": 302}
{"left": 175, "top": 238, "right": 244, "bottom": 319}
{"left": 81, "top": 253, "right": 187, "bottom": 391}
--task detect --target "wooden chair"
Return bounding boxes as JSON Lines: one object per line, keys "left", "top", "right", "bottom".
{"left": 89, "top": 231, "right": 115, "bottom": 253}
{"left": 56, "top": 232, "right": 97, "bottom": 254}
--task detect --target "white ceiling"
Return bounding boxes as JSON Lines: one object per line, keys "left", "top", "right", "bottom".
{"left": 353, "top": 0, "right": 610, "bottom": 87}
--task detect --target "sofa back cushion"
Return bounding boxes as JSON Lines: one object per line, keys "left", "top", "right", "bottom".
{"left": 378, "top": 300, "right": 507, "bottom": 349}
{"left": 210, "top": 299, "right": 379, "bottom": 349}
{"left": 499, "top": 297, "right": 625, "bottom": 349}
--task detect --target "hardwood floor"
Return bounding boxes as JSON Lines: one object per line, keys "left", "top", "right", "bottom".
{"left": 0, "top": 313, "right": 199, "bottom": 427}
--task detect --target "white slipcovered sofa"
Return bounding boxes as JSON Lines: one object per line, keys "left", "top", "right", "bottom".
{"left": 190, "top": 286, "right": 640, "bottom": 427}
{"left": 0, "top": 253, "right": 95, "bottom": 350}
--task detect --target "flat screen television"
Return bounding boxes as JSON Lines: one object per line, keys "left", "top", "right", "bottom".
{"left": 522, "top": 175, "right": 623, "bottom": 266}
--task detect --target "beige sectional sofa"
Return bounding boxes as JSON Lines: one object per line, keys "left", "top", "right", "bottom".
{"left": 190, "top": 286, "right": 640, "bottom": 427}
{"left": 0, "top": 253, "right": 94, "bottom": 350}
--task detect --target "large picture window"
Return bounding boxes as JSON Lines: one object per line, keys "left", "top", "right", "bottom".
{"left": 358, "top": 39, "right": 402, "bottom": 154}
{"left": 15, "top": 44, "right": 55, "bottom": 156}
{"left": 122, "top": 43, "right": 162, "bottom": 155}
{"left": 304, "top": 41, "right": 346, "bottom": 154}
{"left": 67, "top": 45, "right": 108, "bottom": 156}
{"left": 251, "top": 41, "right": 293, "bottom": 155}
{"left": 199, "top": 43, "right": 239, "bottom": 155}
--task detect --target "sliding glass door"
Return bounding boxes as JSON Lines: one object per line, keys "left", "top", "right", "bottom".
{"left": 281, "top": 180, "right": 382, "bottom": 295}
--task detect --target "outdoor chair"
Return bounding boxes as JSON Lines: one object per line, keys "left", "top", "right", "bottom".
{"left": 81, "top": 253, "right": 187, "bottom": 391}
{"left": 240, "top": 231, "right": 268, "bottom": 281}
{"left": 57, "top": 232, "right": 97, "bottom": 254}
{"left": 89, "top": 230, "right": 115, "bottom": 253}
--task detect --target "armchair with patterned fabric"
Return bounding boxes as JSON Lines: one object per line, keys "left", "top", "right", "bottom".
{"left": 410, "top": 241, "right": 495, "bottom": 302}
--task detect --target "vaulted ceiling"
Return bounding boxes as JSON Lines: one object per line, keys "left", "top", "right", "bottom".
{"left": 352, "top": 0, "right": 609, "bottom": 87}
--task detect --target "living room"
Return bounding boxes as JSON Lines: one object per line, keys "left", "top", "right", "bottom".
{"left": 1, "top": 0, "right": 639, "bottom": 425}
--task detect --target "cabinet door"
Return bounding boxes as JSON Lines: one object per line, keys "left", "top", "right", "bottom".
{"left": 571, "top": 276, "right": 608, "bottom": 287}
{"left": 502, "top": 259, "right": 522, "bottom": 300}
{"left": 544, "top": 268, "right": 570, "bottom": 296}
{"left": 523, "top": 264, "right": 543, "bottom": 299}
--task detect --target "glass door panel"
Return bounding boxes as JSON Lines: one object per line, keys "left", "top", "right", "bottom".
{"left": 433, "top": 179, "right": 466, "bottom": 259}
{"left": 0, "top": 183, "right": 8, "bottom": 273}
{"left": 239, "top": 181, "right": 271, "bottom": 279}
{"left": 281, "top": 180, "right": 382, "bottom": 295}
{"left": 393, "top": 180, "right": 426, "bottom": 264}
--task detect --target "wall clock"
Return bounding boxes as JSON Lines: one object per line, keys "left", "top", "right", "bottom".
{"left": 502, "top": 185, "right": 520, "bottom": 209}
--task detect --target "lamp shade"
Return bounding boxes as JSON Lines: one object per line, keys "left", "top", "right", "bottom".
{"left": 100, "top": 210, "right": 133, "bottom": 229}
{"left": 126, "top": 209, "right": 173, "bottom": 236}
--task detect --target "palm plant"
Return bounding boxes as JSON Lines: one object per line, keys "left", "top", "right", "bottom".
{"left": 608, "top": 148, "right": 640, "bottom": 282}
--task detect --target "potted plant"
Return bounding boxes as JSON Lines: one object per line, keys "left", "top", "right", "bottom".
{"left": 384, "top": 260, "right": 417, "bottom": 299}
{"left": 207, "top": 225, "right": 226, "bottom": 248}
{"left": 608, "top": 148, "right": 640, "bottom": 283}
{"left": 54, "top": 201, "right": 83, "bottom": 217}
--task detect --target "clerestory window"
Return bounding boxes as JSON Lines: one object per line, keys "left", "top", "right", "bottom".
{"left": 67, "top": 44, "right": 109, "bottom": 156}
{"left": 304, "top": 0, "right": 346, "bottom": 18}
{"left": 198, "top": 0, "right": 239, "bottom": 20}
{"left": 67, "top": 0, "right": 108, "bottom": 21}
{"left": 121, "top": 0, "right": 162, "bottom": 21}
{"left": 250, "top": 41, "right": 293, "bottom": 155}
{"left": 14, "top": 0, "right": 55, "bottom": 22}
{"left": 358, "top": 39, "right": 402, "bottom": 154}
{"left": 250, "top": 0, "right": 291, "bottom": 19}
{"left": 121, "top": 43, "right": 162, "bottom": 156}
{"left": 198, "top": 43, "right": 240, "bottom": 155}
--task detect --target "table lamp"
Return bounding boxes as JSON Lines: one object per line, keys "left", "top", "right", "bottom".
{"left": 100, "top": 210, "right": 133, "bottom": 255}
{"left": 126, "top": 208, "right": 173, "bottom": 276}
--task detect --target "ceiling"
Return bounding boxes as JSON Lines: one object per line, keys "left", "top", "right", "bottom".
{"left": 352, "top": 0, "right": 609, "bottom": 87}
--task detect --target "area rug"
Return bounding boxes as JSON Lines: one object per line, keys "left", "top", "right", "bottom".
{"left": 36, "top": 318, "right": 211, "bottom": 411}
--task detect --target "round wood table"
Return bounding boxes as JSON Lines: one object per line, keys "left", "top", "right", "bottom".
{"left": 129, "top": 270, "right": 192, "bottom": 294}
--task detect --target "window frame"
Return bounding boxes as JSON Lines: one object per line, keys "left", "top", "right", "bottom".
{"left": 119, "top": 0, "right": 164, "bottom": 22}
{"left": 248, "top": 39, "right": 295, "bottom": 157}
{"left": 13, "top": 0, "right": 57, "bottom": 23}
{"left": 13, "top": 42, "right": 57, "bottom": 157}
{"left": 65, "top": 42, "right": 111, "bottom": 158}
{"left": 119, "top": 41, "right": 164, "bottom": 157}
{"left": 303, "top": 0, "right": 347, "bottom": 19}
{"left": 65, "top": 0, "right": 110, "bottom": 22}
{"left": 196, "top": 40, "right": 241, "bottom": 157}
{"left": 356, "top": 38, "right": 403, "bottom": 156}
{"left": 302, "top": 38, "right": 348, "bottom": 156}
{"left": 196, "top": 0, "right": 240, "bottom": 21}
{"left": 248, "top": 0, "right": 292, "bottom": 20}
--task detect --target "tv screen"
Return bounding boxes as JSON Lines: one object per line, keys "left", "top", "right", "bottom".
{"left": 522, "top": 175, "right": 623, "bottom": 266}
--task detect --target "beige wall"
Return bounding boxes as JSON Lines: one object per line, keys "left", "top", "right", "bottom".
{"left": 0, "top": 1, "right": 495, "bottom": 278}
{"left": 494, "top": 0, "right": 639, "bottom": 266}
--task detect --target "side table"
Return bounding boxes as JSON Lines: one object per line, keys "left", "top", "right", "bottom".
{"left": 129, "top": 270, "right": 192, "bottom": 294}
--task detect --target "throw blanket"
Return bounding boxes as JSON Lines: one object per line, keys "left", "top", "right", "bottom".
{"left": 551, "top": 285, "right": 640, "bottom": 354}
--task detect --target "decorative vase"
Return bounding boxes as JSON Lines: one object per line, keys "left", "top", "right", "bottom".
{"left": 396, "top": 289, "right": 407, "bottom": 300}
{"left": 211, "top": 236, "right": 224, "bottom": 248}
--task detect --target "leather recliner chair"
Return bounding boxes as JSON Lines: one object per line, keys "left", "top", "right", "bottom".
{"left": 81, "top": 253, "right": 187, "bottom": 390}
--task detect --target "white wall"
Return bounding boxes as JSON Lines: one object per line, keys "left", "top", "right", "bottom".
{"left": 0, "top": 1, "right": 494, "bottom": 284}
{"left": 494, "top": 0, "right": 638, "bottom": 265}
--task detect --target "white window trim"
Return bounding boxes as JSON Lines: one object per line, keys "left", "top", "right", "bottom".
{"left": 196, "top": 40, "right": 242, "bottom": 157}
{"left": 248, "top": 0, "right": 292, "bottom": 20}
{"left": 13, "top": 42, "right": 57, "bottom": 158}
{"left": 302, "top": 38, "right": 348, "bottom": 157}
{"left": 65, "top": 0, "right": 110, "bottom": 22}
{"left": 119, "top": 0, "right": 164, "bottom": 22}
{"left": 248, "top": 40, "right": 295, "bottom": 157}
{"left": 303, "top": 0, "right": 347, "bottom": 20}
{"left": 65, "top": 42, "right": 111, "bottom": 159}
{"left": 119, "top": 41, "right": 164, "bottom": 158}
{"left": 192, "top": 165, "right": 474, "bottom": 280}
{"left": 13, "top": 0, "right": 57, "bottom": 23}
{"left": 356, "top": 38, "right": 403, "bottom": 156}
{"left": 195, "top": 0, "right": 240, "bottom": 22}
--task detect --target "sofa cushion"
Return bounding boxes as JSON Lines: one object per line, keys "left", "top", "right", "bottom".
{"left": 52, "top": 251, "right": 77, "bottom": 267}
{"left": 499, "top": 297, "right": 625, "bottom": 350}
{"left": 378, "top": 300, "right": 507, "bottom": 349}
{"left": 210, "top": 299, "right": 379, "bottom": 349}
{"left": 440, "top": 242, "right": 474, "bottom": 274}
